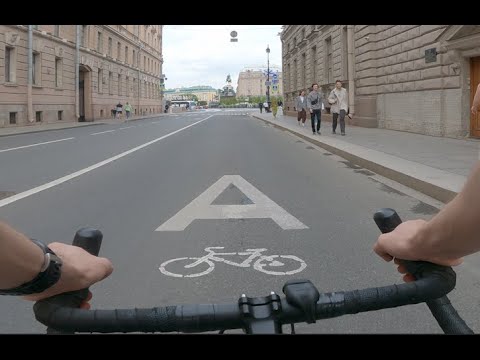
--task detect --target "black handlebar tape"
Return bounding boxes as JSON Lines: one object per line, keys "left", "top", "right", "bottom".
{"left": 33, "top": 303, "right": 244, "bottom": 333}
{"left": 373, "top": 208, "right": 474, "bottom": 334}
{"left": 72, "top": 228, "right": 103, "bottom": 256}
{"left": 373, "top": 208, "right": 438, "bottom": 277}
{"left": 426, "top": 295, "right": 474, "bottom": 334}
{"left": 36, "top": 228, "right": 103, "bottom": 334}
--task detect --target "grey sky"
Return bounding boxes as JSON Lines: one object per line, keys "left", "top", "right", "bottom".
{"left": 163, "top": 25, "right": 283, "bottom": 90}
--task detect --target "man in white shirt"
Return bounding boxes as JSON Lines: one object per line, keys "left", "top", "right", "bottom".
{"left": 328, "top": 80, "right": 348, "bottom": 135}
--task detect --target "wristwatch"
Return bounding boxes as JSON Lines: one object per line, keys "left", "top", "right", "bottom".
{"left": 0, "top": 239, "right": 63, "bottom": 296}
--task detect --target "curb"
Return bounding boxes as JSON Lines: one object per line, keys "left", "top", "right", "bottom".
{"left": 0, "top": 113, "right": 169, "bottom": 138}
{"left": 252, "top": 115, "right": 458, "bottom": 203}
{"left": 0, "top": 122, "right": 105, "bottom": 138}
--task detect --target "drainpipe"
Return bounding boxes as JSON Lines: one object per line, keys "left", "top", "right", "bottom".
{"left": 27, "top": 25, "right": 33, "bottom": 123}
{"left": 347, "top": 25, "right": 355, "bottom": 115}
{"left": 75, "top": 25, "right": 80, "bottom": 120}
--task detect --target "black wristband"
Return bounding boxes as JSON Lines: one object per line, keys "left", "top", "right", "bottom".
{"left": 0, "top": 239, "right": 62, "bottom": 296}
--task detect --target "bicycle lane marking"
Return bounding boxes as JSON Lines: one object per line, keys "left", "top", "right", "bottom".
{"left": 156, "top": 175, "right": 308, "bottom": 231}
{"left": 159, "top": 247, "right": 307, "bottom": 278}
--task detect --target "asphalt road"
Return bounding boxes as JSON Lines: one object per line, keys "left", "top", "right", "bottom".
{"left": 1, "top": 109, "right": 480, "bottom": 334}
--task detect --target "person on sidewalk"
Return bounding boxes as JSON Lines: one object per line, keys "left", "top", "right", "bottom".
{"left": 296, "top": 90, "right": 307, "bottom": 127}
{"left": 115, "top": 102, "right": 123, "bottom": 120}
{"left": 124, "top": 102, "right": 132, "bottom": 121}
{"left": 328, "top": 80, "right": 349, "bottom": 136}
{"left": 259, "top": 102, "right": 264, "bottom": 113}
{"left": 307, "top": 83, "right": 323, "bottom": 135}
{"left": 263, "top": 101, "right": 269, "bottom": 113}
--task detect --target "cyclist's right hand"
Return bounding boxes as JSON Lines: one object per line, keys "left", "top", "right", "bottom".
{"left": 373, "top": 219, "right": 462, "bottom": 282}
{"left": 23, "top": 242, "right": 113, "bottom": 302}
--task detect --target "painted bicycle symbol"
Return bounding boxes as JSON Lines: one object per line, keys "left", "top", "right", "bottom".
{"left": 159, "top": 247, "right": 307, "bottom": 278}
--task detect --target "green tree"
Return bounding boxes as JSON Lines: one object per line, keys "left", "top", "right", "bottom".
{"left": 190, "top": 94, "right": 199, "bottom": 102}
{"left": 271, "top": 97, "right": 278, "bottom": 118}
{"left": 220, "top": 97, "right": 237, "bottom": 106}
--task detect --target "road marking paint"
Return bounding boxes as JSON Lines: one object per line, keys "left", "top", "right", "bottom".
{"left": 156, "top": 175, "right": 308, "bottom": 231}
{"left": 0, "top": 116, "right": 213, "bottom": 208}
{"left": 0, "top": 137, "right": 75, "bottom": 153}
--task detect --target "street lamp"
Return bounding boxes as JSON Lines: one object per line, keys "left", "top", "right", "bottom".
{"left": 266, "top": 45, "right": 271, "bottom": 112}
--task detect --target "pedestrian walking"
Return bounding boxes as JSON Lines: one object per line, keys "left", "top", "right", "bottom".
{"left": 328, "top": 80, "right": 349, "bottom": 135}
{"left": 124, "top": 102, "right": 132, "bottom": 121}
{"left": 295, "top": 90, "right": 307, "bottom": 127}
{"left": 115, "top": 102, "right": 123, "bottom": 120}
{"left": 307, "top": 83, "right": 323, "bottom": 135}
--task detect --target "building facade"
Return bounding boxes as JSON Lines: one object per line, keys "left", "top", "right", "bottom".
{"left": 1, "top": 25, "right": 164, "bottom": 127}
{"left": 164, "top": 86, "right": 218, "bottom": 103}
{"left": 236, "top": 66, "right": 283, "bottom": 98}
{"left": 281, "top": 25, "right": 480, "bottom": 139}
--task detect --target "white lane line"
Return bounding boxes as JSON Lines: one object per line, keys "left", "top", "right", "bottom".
{"left": 151, "top": 121, "right": 161, "bottom": 124}
{"left": 118, "top": 126, "right": 135, "bottom": 130}
{"left": 0, "top": 137, "right": 75, "bottom": 153}
{"left": 0, "top": 116, "right": 213, "bottom": 208}
{"left": 91, "top": 130, "right": 116, "bottom": 136}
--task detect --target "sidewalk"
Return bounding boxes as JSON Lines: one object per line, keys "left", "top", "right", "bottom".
{"left": 0, "top": 113, "right": 168, "bottom": 137}
{"left": 251, "top": 112, "right": 480, "bottom": 203}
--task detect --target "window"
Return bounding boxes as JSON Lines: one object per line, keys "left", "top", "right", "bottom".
{"left": 117, "top": 42, "right": 121, "bottom": 60}
{"left": 126, "top": 76, "right": 129, "bottom": 96}
{"left": 301, "top": 28, "right": 305, "bottom": 40}
{"left": 9, "top": 112, "right": 17, "bottom": 125}
{"left": 81, "top": 26, "right": 88, "bottom": 47}
{"left": 108, "top": 37, "right": 112, "bottom": 56}
{"left": 54, "top": 25, "right": 60, "bottom": 37}
{"left": 5, "top": 46, "right": 16, "bottom": 83}
{"left": 100, "top": 109, "right": 104, "bottom": 117}
{"left": 35, "top": 111, "right": 42, "bottom": 122}
{"left": 325, "top": 36, "right": 333, "bottom": 84}
{"left": 293, "top": 59, "right": 297, "bottom": 90}
{"left": 133, "top": 50, "right": 136, "bottom": 66}
{"left": 302, "top": 53, "right": 306, "bottom": 88}
{"left": 32, "top": 52, "right": 41, "bottom": 86}
{"left": 311, "top": 25, "right": 315, "bottom": 33}
{"left": 132, "top": 78, "right": 136, "bottom": 97}
{"left": 293, "top": 37, "right": 297, "bottom": 47}
{"left": 98, "top": 69, "right": 103, "bottom": 93}
{"left": 97, "top": 32, "right": 103, "bottom": 52}
{"left": 342, "top": 27, "right": 348, "bottom": 80}
{"left": 55, "top": 57, "right": 62, "bottom": 87}
{"left": 143, "top": 56, "right": 146, "bottom": 70}
{"left": 109, "top": 71, "right": 113, "bottom": 94}
{"left": 287, "top": 43, "right": 290, "bottom": 53}
{"left": 311, "top": 46, "right": 317, "bottom": 83}
{"left": 58, "top": 111, "right": 63, "bottom": 120}
{"left": 125, "top": 46, "right": 129, "bottom": 64}
{"left": 118, "top": 74, "right": 122, "bottom": 95}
